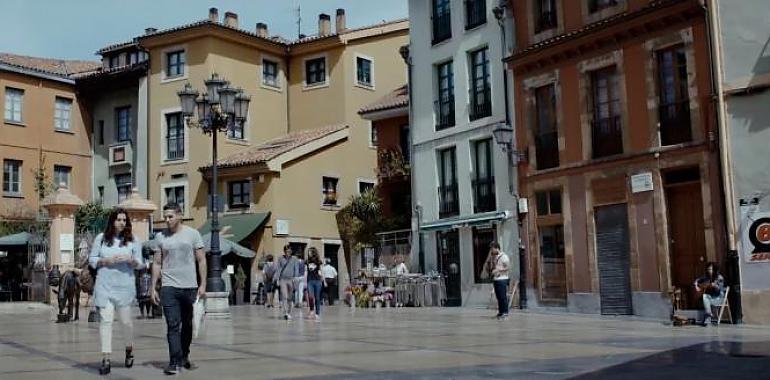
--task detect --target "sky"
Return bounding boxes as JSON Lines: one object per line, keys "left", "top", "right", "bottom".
{"left": 0, "top": 0, "right": 409, "bottom": 61}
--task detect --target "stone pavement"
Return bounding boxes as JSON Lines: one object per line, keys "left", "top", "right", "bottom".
{"left": 0, "top": 304, "right": 769, "bottom": 379}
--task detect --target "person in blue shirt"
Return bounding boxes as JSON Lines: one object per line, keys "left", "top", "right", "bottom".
{"left": 89, "top": 208, "right": 145, "bottom": 375}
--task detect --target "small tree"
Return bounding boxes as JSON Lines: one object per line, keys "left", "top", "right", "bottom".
{"left": 75, "top": 202, "right": 111, "bottom": 234}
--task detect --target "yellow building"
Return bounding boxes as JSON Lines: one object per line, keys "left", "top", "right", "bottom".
{"left": 133, "top": 8, "right": 408, "bottom": 296}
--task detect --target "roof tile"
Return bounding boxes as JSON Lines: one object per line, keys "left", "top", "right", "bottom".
{"left": 358, "top": 85, "right": 408, "bottom": 115}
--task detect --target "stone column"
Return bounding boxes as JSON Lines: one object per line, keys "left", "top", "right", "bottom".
{"left": 42, "top": 184, "right": 84, "bottom": 273}
{"left": 118, "top": 187, "right": 157, "bottom": 242}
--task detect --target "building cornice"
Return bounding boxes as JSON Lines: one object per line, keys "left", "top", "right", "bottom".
{"left": 0, "top": 62, "right": 75, "bottom": 85}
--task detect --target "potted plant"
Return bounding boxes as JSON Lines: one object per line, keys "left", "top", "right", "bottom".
{"left": 233, "top": 266, "right": 246, "bottom": 305}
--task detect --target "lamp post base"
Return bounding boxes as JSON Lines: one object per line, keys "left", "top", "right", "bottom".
{"left": 204, "top": 291, "right": 231, "bottom": 319}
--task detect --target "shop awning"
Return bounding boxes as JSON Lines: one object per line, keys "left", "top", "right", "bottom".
{"left": 420, "top": 211, "right": 512, "bottom": 232}
{"left": 200, "top": 233, "right": 256, "bottom": 258}
{"left": 198, "top": 212, "right": 270, "bottom": 244}
{"left": 0, "top": 232, "right": 31, "bottom": 247}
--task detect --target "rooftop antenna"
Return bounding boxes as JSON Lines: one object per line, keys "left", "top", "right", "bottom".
{"left": 296, "top": 1, "right": 302, "bottom": 39}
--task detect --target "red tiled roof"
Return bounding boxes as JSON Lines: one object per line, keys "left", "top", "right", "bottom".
{"left": 289, "top": 18, "right": 409, "bottom": 45}
{"left": 201, "top": 124, "right": 348, "bottom": 170}
{"left": 96, "top": 41, "right": 138, "bottom": 55}
{"left": 358, "top": 85, "right": 408, "bottom": 115}
{"left": 0, "top": 52, "right": 101, "bottom": 78}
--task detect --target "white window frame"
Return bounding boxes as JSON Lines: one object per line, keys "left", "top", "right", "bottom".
{"left": 260, "top": 55, "right": 283, "bottom": 91}
{"left": 160, "top": 107, "right": 189, "bottom": 164}
{"left": 2, "top": 159, "right": 22, "bottom": 197}
{"left": 161, "top": 45, "right": 188, "bottom": 83}
{"left": 53, "top": 97, "right": 73, "bottom": 132}
{"left": 357, "top": 178, "right": 376, "bottom": 195}
{"left": 4, "top": 87, "right": 23, "bottom": 124}
{"left": 321, "top": 175, "right": 340, "bottom": 207}
{"left": 368, "top": 120, "right": 378, "bottom": 148}
{"left": 303, "top": 53, "right": 329, "bottom": 90}
{"left": 161, "top": 180, "right": 190, "bottom": 218}
{"left": 354, "top": 53, "right": 375, "bottom": 90}
{"left": 226, "top": 109, "right": 250, "bottom": 142}
{"left": 53, "top": 165, "right": 72, "bottom": 189}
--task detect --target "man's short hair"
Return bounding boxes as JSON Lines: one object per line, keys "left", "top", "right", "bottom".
{"left": 489, "top": 241, "right": 501, "bottom": 250}
{"left": 163, "top": 202, "right": 182, "bottom": 214}
{"left": 283, "top": 244, "right": 292, "bottom": 252}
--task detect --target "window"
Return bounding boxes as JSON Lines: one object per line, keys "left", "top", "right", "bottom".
{"left": 129, "top": 52, "right": 138, "bottom": 65}
{"left": 590, "top": 67, "right": 623, "bottom": 158}
{"left": 469, "top": 48, "right": 491, "bottom": 121}
{"left": 472, "top": 139, "right": 495, "bottom": 213}
{"left": 534, "top": 84, "right": 559, "bottom": 169}
{"left": 54, "top": 97, "right": 72, "bottom": 131}
{"left": 98, "top": 120, "right": 105, "bottom": 145}
{"left": 165, "top": 112, "right": 184, "bottom": 160}
{"left": 535, "top": 0, "right": 557, "bottom": 33}
{"left": 322, "top": 177, "right": 339, "bottom": 206}
{"left": 164, "top": 185, "right": 186, "bottom": 215}
{"left": 369, "top": 122, "right": 378, "bottom": 147}
{"left": 589, "top": 0, "right": 618, "bottom": 13}
{"left": 535, "top": 189, "right": 562, "bottom": 216}
{"left": 356, "top": 57, "right": 373, "bottom": 87}
{"left": 53, "top": 165, "right": 71, "bottom": 189}
{"left": 400, "top": 124, "right": 410, "bottom": 163}
{"left": 436, "top": 61, "right": 455, "bottom": 130}
{"left": 473, "top": 227, "right": 496, "bottom": 283}
{"left": 116, "top": 106, "right": 131, "bottom": 142}
{"left": 5, "top": 87, "right": 23, "bottom": 123}
{"left": 432, "top": 0, "right": 452, "bottom": 45}
{"left": 657, "top": 45, "right": 691, "bottom": 145}
{"left": 2, "top": 159, "right": 21, "bottom": 196}
{"left": 305, "top": 57, "right": 326, "bottom": 86}
{"left": 438, "top": 147, "right": 458, "bottom": 218}
{"left": 358, "top": 181, "right": 375, "bottom": 194}
{"left": 166, "top": 50, "right": 185, "bottom": 78}
{"left": 465, "top": 0, "right": 486, "bottom": 30}
{"left": 228, "top": 180, "right": 250, "bottom": 209}
{"left": 109, "top": 55, "right": 120, "bottom": 68}
{"left": 115, "top": 174, "right": 132, "bottom": 204}
{"left": 97, "top": 186, "right": 104, "bottom": 205}
{"left": 262, "top": 59, "right": 279, "bottom": 88}
{"left": 227, "top": 121, "right": 245, "bottom": 140}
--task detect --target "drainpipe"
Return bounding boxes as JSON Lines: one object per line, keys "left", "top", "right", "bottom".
{"left": 704, "top": 0, "right": 741, "bottom": 322}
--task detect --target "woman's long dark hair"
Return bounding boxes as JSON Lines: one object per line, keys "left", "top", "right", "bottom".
{"left": 102, "top": 208, "right": 134, "bottom": 247}
{"left": 705, "top": 261, "right": 719, "bottom": 281}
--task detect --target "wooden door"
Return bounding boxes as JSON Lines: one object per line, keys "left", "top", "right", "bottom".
{"left": 665, "top": 182, "right": 706, "bottom": 309}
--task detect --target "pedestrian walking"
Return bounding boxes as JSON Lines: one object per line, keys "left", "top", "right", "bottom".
{"left": 484, "top": 242, "right": 510, "bottom": 320}
{"left": 88, "top": 208, "right": 145, "bottom": 375}
{"left": 150, "top": 203, "right": 207, "bottom": 375}
{"left": 137, "top": 265, "right": 153, "bottom": 319}
{"left": 294, "top": 251, "right": 306, "bottom": 308}
{"left": 321, "top": 258, "right": 338, "bottom": 306}
{"left": 262, "top": 255, "right": 277, "bottom": 308}
{"left": 277, "top": 245, "right": 299, "bottom": 320}
{"left": 305, "top": 248, "right": 324, "bottom": 321}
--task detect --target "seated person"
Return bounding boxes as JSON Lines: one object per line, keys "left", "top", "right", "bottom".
{"left": 693, "top": 261, "right": 726, "bottom": 325}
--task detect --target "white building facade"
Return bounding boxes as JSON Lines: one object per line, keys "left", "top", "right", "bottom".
{"left": 408, "top": 0, "right": 518, "bottom": 306}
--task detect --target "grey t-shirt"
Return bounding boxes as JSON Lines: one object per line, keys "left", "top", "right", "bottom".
{"left": 155, "top": 225, "right": 204, "bottom": 289}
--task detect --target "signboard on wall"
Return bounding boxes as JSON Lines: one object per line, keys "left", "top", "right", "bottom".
{"left": 59, "top": 234, "right": 74, "bottom": 251}
{"left": 275, "top": 219, "right": 289, "bottom": 235}
{"left": 743, "top": 211, "right": 770, "bottom": 263}
{"left": 630, "top": 172, "right": 654, "bottom": 193}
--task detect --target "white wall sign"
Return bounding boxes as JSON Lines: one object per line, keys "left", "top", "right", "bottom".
{"left": 59, "top": 234, "right": 74, "bottom": 251}
{"left": 275, "top": 219, "right": 289, "bottom": 235}
{"left": 61, "top": 251, "right": 72, "bottom": 264}
{"left": 226, "top": 264, "right": 235, "bottom": 274}
{"left": 630, "top": 172, "right": 654, "bottom": 193}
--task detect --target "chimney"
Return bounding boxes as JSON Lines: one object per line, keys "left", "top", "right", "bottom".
{"left": 335, "top": 9, "right": 346, "bottom": 33}
{"left": 145, "top": 27, "right": 157, "bottom": 35}
{"left": 256, "top": 22, "right": 268, "bottom": 38}
{"left": 208, "top": 7, "right": 219, "bottom": 23}
{"left": 224, "top": 11, "right": 238, "bottom": 28}
{"left": 318, "top": 13, "right": 331, "bottom": 36}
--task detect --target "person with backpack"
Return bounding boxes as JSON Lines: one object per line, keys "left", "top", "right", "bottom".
{"left": 262, "top": 255, "right": 277, "bottom": 308}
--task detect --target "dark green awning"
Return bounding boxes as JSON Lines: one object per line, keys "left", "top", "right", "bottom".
{"left": 198, "top": 212, "right": 270, "bottom": 244}
{"left": 0, "top": 232, "right": 31, "bottom": 247}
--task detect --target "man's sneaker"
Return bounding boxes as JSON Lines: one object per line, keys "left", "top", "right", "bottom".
{"left": 314, "top": 315, "right": 321, "bottom": 323}
{"left": 163, "top": 364, "right": 181, "bottom": 375}
{"left": 182, "top": 358, "right": 197, "bottom": 370}
{"left": 702, "top": 315, "right": 712, "bottom": 326}
{"left": 284, "top": 314, "right": 292, "bottom": 320}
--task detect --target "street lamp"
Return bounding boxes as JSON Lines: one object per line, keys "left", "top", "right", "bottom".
{"left": 177, "top": 73, "right": 251, "bottom": 295}
{"left": 492, "top": 123, "right": 528, "bottom": 309}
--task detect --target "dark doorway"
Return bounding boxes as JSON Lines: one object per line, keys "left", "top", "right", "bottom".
{"left": 437, "top": 229, "right": 461, "bottom": 306}
{"left": 539, "top": 224, "right": 567, "bottom": 305}
{"left": 595, "top": 204, "right": 633, "bottom": 315}
{"left": 472, "top": 227, "right": 496, "bottom": 283}
{"left": 324, "top": 243, "right": 340, "bottom": 303}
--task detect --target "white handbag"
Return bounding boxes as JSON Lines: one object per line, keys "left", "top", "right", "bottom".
{"left": 192, "top": 297, "right": 205, "bottom": 339}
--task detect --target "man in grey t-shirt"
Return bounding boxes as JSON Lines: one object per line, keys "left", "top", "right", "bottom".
{"left": 151, "top": 203, "right": 207, "bottom": 375}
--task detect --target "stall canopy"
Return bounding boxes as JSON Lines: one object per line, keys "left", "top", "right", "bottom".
{"left": 197, "top": 212, "right": 270, "bottom": 244}
{"left": 0, "top": 232, "right": 31, "bottom": 248}
{"left": 200, "top": 234, "right": 256, "bottom": 258}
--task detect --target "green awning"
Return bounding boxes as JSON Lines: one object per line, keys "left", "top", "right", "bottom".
{"left": 198, "top": 212, "right": 270, "bottom": 244}
{"left": 0, "top": 232, "right": 31, "bottom": 247}
{"left": 420, "top": 211, "right": 511, "bottom": 232}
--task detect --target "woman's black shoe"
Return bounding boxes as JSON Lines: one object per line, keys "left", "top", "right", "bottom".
{"left": 99, "top": 358, "right": 111, "bottom": 375}
{"left": 125, "top": 347, "right": 134, "bottom": 368}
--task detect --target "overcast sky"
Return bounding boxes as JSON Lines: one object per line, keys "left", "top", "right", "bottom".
{"left": 0, "top": 0, "right": 409, "bottom": 61}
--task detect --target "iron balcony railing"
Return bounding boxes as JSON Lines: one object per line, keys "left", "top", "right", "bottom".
{"left": 472, "top": 176, "right": 496, "bottom": 214}
{"left": 535, "top": 130, "right": 560, "bottom": 170}
{"left": 659, "top": 99, "right": 692, "bottom": 146}
{"left": 432, "top": 12, "right": 452, "bottom": 45}
{"left": 438, "top": 182, "right": 459, "bottom": 219}
{"left": 591, "top": 115, "right": 623, "bottom": 158}
{"left": 435, "top": 95, "right": 456, "bottom": 130}
{"left": 166, "top": 135, "right": 185, "bottom": 160}
{"left": 465, "top": 0, "right": 486, "bottom": 30}
{"left": 469, "top": 86, "right": 492, "bottom": 121}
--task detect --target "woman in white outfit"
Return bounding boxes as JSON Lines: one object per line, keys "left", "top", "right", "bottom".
{"left": 89, "top": 208, "right": 144, "bottom": 375}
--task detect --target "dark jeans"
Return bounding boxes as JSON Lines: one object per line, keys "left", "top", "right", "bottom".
{"left": 308, "top": 280, "right": 323, "bottom": 315}
{"left": 493, "top": 279, "right": 509, "bottom": 316}
{"left": 160, "top": 286, "right": 196, "bottom": 366}
{"left": 323, "top": 278, "right": 337, "bottom": 305}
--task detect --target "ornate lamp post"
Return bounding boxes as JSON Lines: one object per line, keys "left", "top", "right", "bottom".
{"left": 177, "top": 73, "right": 251, "bottom": 296}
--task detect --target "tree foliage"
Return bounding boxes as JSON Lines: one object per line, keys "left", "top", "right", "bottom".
{"left": 75, "top": 202, "right": 111, "bottom": 234}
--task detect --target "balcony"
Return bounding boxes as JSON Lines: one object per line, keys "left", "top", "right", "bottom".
{"left": 166, "top": 136, "right": 184, "bottom": 161}
{"left": 472, "top": 176, "right": 496, "bottom": 214}
{"left": 438, "top": 182, "right": 459, "bottom": 219}
{"left": 535, "top": 130, "right": 559, "bottom": 170}
{"left": 108, "top": 141, "right": 133, "bottom": 167}
{"left": 377, "top": 148, "right": 411, "bottom": 182}
{"left": 435, "top": 96, "right": 456, "bottom": 130}
{"left": 591, "top": 115, "right": 623, "bottom": 158}
{"left": 469, "top": 87, "right": 492, "bottom": 121}
{"left": 465, "top": 0, "right": 486, "bottom": 30}
{"left": 659, "top": 99, "right": 692, "bottom": 146}
{"left": 535, "top": 10, "right": 557, "bottom": 33}
{"left": 432, "top": 12, "right": 452, "bottom": 45}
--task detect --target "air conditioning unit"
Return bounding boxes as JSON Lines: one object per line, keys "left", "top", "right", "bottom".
{"left": 108, "top": 142, "right": 133, "bottom": 167}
